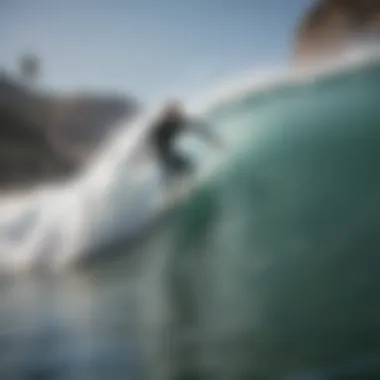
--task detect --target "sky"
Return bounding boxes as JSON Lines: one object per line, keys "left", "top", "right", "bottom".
{"left": 1, "top": 0, "right": 312, "bottom": 105}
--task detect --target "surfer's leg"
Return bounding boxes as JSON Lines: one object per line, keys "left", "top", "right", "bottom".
{"left": 172, "top": 154, "right": 193, "bottom": 176}
{"left": 160, "top": 151, "right": 193, "bottom": 202}
{"left": 160, "top": 152, "right": 178, "bottom": 192}
{"left": 169, "top": 154, "right": 195, "bottom": 200}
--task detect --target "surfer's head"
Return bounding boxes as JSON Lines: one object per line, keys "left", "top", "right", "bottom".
{"left": 161, "top": 100, "right": 185, "bottom": 122}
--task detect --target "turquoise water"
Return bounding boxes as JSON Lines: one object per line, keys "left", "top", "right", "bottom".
{"left": 134, "top": 58, "right": 380, "bottom": 379}
{"left": 1, "top": 56, "right": 380, "bottom": 379}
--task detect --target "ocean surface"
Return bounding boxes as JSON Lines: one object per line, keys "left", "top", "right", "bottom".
{"left": 1, "top": 52, "right": 380, "bottom": 379}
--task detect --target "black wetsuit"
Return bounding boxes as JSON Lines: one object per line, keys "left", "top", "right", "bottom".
{"left": 151, "top": 118, "right": 192, "bottom": 179}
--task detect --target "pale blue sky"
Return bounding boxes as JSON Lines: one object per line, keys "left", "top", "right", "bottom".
{"left": 1, "top": 0, "right": 311, "bottom": 104}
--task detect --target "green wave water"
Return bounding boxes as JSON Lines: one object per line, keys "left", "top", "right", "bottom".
{"left": 133, "top": 57, "right": 380, "bottom": 379}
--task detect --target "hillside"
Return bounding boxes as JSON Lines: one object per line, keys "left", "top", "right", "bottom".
{"left": 0, "top": 73, "right": 139, "bottom": 191}
{"left": 294, "top": 0, "right": 380, "bottom": 65}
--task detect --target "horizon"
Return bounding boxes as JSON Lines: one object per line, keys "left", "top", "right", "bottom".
{"left": 1, "top": 0, "right": 311, "bottom": 105}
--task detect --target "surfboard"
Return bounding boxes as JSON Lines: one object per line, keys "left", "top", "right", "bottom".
{"left": 164, "top": 175, "right": 195, "bottom": 207}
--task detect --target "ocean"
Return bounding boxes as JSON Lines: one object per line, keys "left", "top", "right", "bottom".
{"left": 1, "top": 52, "right": 380, "bottom": 379}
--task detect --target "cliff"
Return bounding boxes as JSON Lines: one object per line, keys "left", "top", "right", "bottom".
{"left": 0, "top": 73, "right": 139, "bottom": 191}
{"left": 294, "top": 0, "right": 380, "bottom": 65}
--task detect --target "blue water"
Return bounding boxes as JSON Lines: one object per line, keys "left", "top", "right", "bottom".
{"left": 1, "top": 52, "right": 380, "bottom": 379}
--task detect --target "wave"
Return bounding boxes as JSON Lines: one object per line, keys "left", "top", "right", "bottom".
{"left": 2, "top": 48, "right": 380, "bottom": 273}
{"left": 136, "top": 49, "right": 380, "bottom": 379}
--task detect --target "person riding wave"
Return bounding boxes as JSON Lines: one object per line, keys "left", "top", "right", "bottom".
{"left": 149, "top": 100, "right": 223, "bottom": 187}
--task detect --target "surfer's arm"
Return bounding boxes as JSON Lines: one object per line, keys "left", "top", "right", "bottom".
{"left": 186, "top": 118, "right": 224, "bottom": 149}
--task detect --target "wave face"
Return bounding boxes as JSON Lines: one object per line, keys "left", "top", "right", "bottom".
{"left": 135, "top": 57, "right": 380, "bottom": 379}
{"left": 2, "top": 54, "right": 380, "bottom": 378}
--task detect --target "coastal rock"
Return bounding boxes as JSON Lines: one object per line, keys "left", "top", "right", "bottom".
{"left": 294, "top": 0, "right": 380, "bottom": 65}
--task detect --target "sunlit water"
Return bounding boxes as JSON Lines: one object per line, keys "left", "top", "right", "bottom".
{"left": 2, "top": 50, "right": 380, "bottom": 379}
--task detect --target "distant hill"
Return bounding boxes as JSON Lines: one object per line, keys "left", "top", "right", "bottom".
{"left": 0, "top": 73, "right": 140, "bottom": 191}
{"left": 294, "top": 0, "right": 380, "bottom": 65}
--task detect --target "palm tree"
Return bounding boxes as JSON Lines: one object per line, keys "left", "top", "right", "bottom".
{"left": 18, "top": 53, "right": 40, "bottom": 88}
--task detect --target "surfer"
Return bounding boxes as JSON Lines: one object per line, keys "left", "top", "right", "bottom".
{"left": 150, "top": 100, "right": 223, "bottom": 187}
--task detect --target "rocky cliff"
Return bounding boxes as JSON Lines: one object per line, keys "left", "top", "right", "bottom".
{"left": 0, "top": 73, "right": 139, "bottom": 191}
{"left": 294, "top": 0, "right": 380, "bottom": 65}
